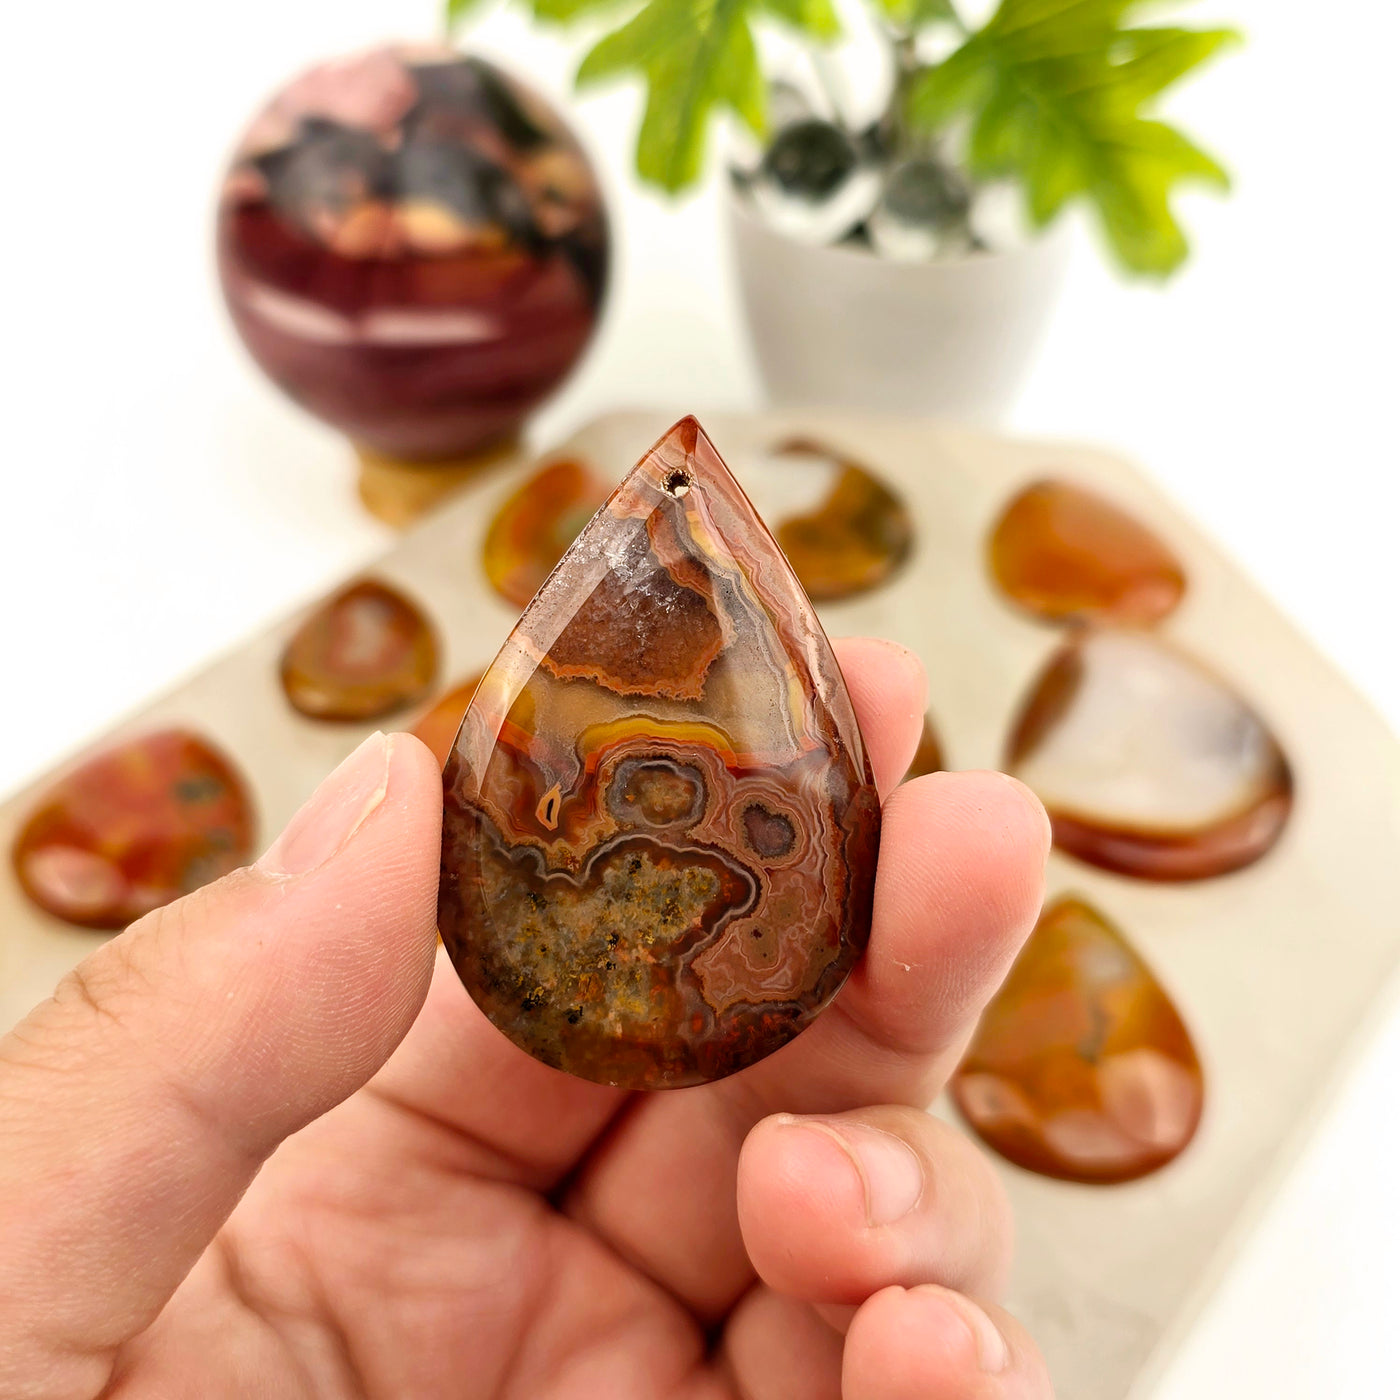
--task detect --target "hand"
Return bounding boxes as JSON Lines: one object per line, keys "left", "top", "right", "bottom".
{"left": 0, "top": 639, "right": 1053, "bottom": 1399}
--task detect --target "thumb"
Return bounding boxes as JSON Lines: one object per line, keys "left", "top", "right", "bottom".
{"left": 0, "top": 730, "right": 441, "bottom": 1392}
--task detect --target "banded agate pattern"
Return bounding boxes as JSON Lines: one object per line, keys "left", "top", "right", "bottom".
{"left": 439, "top": 417, "right": 880, "bottom": 1089}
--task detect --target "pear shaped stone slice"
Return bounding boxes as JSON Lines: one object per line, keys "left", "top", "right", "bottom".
{"left": 990, "top": 479, "right": 1186, "bottom": 624}
{"left": 952, "top": 896, "right": 1204, "bottom": 1184}
{"left": 439, "top": 416, "right": 881, "bottom": 1089}
{"left": 13, "top": 729, "right": 256, "bottom": 929}
{"left": 1007, "top": 629, "right": 1293, "bottom": 881}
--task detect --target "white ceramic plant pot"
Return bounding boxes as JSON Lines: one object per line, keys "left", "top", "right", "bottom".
{"left": 729, "top": 194, "right": 1070, "bottom": 424}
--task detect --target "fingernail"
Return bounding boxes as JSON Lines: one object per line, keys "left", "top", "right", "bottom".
{"left": 917, "top": 1286, "right": 1010, "bottom": 1374}
{"left": 258, "top": 732, "right": 393, "bottom": 877}
{"left": 790, "top": 1118, "right": 924, "bottom": 1226}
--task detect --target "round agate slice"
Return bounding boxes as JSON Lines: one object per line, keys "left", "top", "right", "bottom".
{"left": 1007, "top": 629, "right": 1293, "bottom": 880}
{"left": 281, "top": 579, "right": 439, "bottom": 721}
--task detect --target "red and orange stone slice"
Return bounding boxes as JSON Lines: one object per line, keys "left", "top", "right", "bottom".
{"left": 281, "top": 579, "right": 438, "bottom": 721}
{"left": 990, "top": 478, "right": 1186, "bottom": 625}
{"left": 1006, "top": 628, "right": 1292, "bottom": 881}
{"left": 12, "top": 729, "right": 256, "bottom": 930}
{"left": 952, "top": 896, "right": 1204, "bottom": 1184}
{"left": 441, "top": 417, "right": 881, "bottom": 1089}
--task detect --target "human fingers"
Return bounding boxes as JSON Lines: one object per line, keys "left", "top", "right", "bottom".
{"left": 0, "top": 732, "right": 441, "bottom": 1399}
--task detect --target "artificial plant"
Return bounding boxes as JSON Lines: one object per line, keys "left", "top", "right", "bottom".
{"left": 446, "top": 0, "right": 1239, "bottom": 275}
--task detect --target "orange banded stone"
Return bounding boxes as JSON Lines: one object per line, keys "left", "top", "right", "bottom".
{"left": 952, "top": 896, "right": 1204, "bottom": 1184}
{"left": 1006, "top": 629, "right": 1293, "bottom": 881}
{"left": 440, "top": 417, "right": 880, "bottom": 1089}
{"left": 482, "top": 457, "right": 612, "bottom": 609}
{"left": 768, "top": 438, "right": 913, "bottom": 601}
{"left": 989, "top": 479, "right": 1185, "bottom": 624}
{"left": 281, "top": 579, "right": 438, "bottom": 721}
{"left": 409, "top": 672, "right": 485, "bottom": 768}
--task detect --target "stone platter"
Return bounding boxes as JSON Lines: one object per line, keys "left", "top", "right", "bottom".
{"left": 4, "top": 409, "right": 1399, "bottom": 1400}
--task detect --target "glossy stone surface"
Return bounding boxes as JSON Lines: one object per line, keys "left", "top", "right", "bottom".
{"left": 440, "top": 416, "right": 881, "bottom": 1089}
{"left": 990, "top": 479, "right": 1186, "bottom": 624}
{"left": 410, "top": 672, "right": 484, "bottom": 767}
{"left": 482, "top": 457, "right": 611, "bottom": 608}
{"left": 12, "top": 730, "right": 255, "bottom": 930}
{"left": 952, "top": 896, "right": 1204, "bottom": 1184}
{"left": 768, "top": 438, "right": 914, "bottom": 601}
{"left": 481, "top": 438, "right": 913, "bottom": 609}
{"left": 218, "top": 46, "right": 608, "bottom": 461}
{"left": 903, "top": 715, "right": 944, "bottom": 783}
{"left": 282, "top": 579, "right": 438, "bottom": 721}
{"left": 1007, "top": 629, "right": 1292, "bottom": 880}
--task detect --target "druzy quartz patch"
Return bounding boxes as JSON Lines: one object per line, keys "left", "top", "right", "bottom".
{"left": 439, "top": 417, "right": 880, "bottom": 1088}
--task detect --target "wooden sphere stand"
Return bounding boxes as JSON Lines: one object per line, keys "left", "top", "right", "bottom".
{"left": 355, "top": 435, "right": 523, "bottom": 529}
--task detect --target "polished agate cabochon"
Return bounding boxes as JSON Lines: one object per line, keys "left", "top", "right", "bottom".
{"left": 952, "top": 896, "right": 1204, "bottom": 1184}
{"left": 480, "top": 437, "right": 912, "bottom": 609}
{"left": 218, "top": 46, "right": 608, "bottom": 461}
{"left": 990, "top": 479, "right": 1186, "bottom": 624}
{"left": 13, "top": 730, "right": 256, "bottom": 930}
{"left": 1008, "top": 629, "right": 1293, "bottom": 880}
{"left": 763, "top": 437, "right": 914, "bottom": 601}
{"left": 440, "top": 417, "right": 881, "bottom": 1089}
{"left": 282, "top": 579, "right": 439, "bottom": 721}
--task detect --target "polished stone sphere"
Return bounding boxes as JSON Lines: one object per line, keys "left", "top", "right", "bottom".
{"left": 218, "top": 45, "right": 609, "bottom": 461}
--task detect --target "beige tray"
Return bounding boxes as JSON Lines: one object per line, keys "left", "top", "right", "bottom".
{"left": 5, "top": 410, "right": 1399, "bottom": 1400}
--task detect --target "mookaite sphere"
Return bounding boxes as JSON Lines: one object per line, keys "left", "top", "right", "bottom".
{"left": 440, "top": 417, "right": 881, "bottom": 1089}
{"left": 218, "top": 46, "right": 608, "bottom": 460}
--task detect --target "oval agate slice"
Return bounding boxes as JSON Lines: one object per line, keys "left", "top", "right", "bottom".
{"left": 990, "top": 479, "right": 1186, "bottom": 624}
{"left": 440, "top": 416, "right": 881, "bottom": 1089}
{"left": 13, "top": 730, "right": 256, "bottom": 930}
{"left": 1007, "top": 629, "right": 1293, "bottom": 880}
{"left": 952, "top": 896, "right": 1204, "bottom": 1185}
{"left": 281, "top": 579, "right": 438, "bottom": 721}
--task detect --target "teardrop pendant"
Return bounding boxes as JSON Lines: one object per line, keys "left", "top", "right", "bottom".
{"left": 438, "top": 417, "right": 881, "bottom": 1088}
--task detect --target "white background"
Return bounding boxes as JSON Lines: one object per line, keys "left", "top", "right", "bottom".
{"left": 3, "top": 0, "right": 1398, "bottom": 1392}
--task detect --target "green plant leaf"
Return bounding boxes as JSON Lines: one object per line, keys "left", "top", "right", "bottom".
{"left": 528, "top": 0, "right": 635, "bottom": 20}
{"left": 577, "top": 0, "right": 786, "bottom": 193}
{"left": 446, "top": 0, "right": 488, "bottom": 25}
{"left": 871, "top": 0, "right": 959, "bottom": 30}
{"left": 908, "top": 0, "right": 1236, "bottom": 274}
{"left": 757, "top": 0, "right": 841, "bottom": 41}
